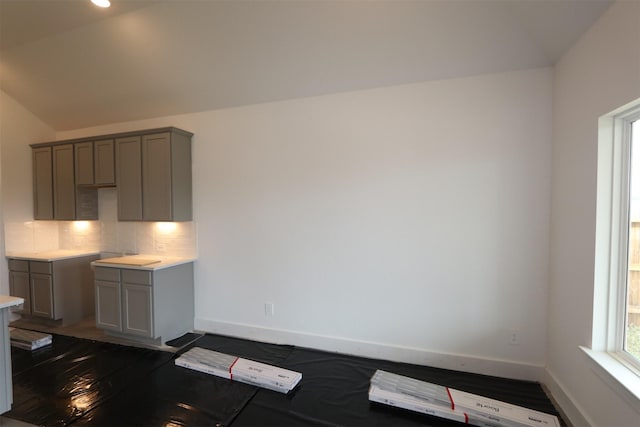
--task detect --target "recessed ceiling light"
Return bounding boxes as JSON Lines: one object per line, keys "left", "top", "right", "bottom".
{"left": 91, "top": 0, "right": 111, "bottom": 8}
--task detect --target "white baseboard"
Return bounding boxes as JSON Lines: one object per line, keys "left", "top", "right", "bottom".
{"left": 542, "top": 368, "right": 593, "bottom": 427}
{"left": 194, "top": 317, "right": 545, "bottom": 382}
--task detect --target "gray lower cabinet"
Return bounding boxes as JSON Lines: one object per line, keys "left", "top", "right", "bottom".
{"left": 95, "top": 268, "right": 153, "bottom": 337}
{"left": 95, "top": 272, "right": 122, "bottom": 332}
{"left": 122, "top": 282, "right": 153, "bottom": 337}
{"left": 1, "top": 297, "right": 23, "bottom": 414}
{"left": 94, "top": 262, "right": 193, "bottom": 343}
{"left": 30, "top": 272, "right": 54, "bottom": 318}
{"left": 8, "top": 261, "right": 30, "bottom": 315}
{"left": 1, "top": 307, "right": 11, "bottom": 414}
{"left": 8, "top": 255, "right": 100, "bottom": 325}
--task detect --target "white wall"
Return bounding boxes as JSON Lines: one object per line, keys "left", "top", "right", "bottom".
{"left": 0, "top": 91, "right": 55, "bottom": 295}
{"left": 57, "top": 67, "right": 552, "bottom": 379}
{"left": 0, "top": 92, "right": 55, "bottom": 224}
{"left": 547, "top": 1, "right": 640, "bottom": 426}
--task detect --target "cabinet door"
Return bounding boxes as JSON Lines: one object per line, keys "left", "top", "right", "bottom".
{"left": 95, "top": 280, "right": 122, "bottom": 332}
{"left": 9, "top": 271, "right": 31, "bottom": 315}
{"left": 33, "top": 147, "right": 53, "bottom": 220}
{"left": 75, "top": 142, "right": 94, "bottom": 185}
{"left": 53, "top": 144, "right": 76, "bottom": 220}
{"left": 116, "top": 136, "right": 142, "bottom": 220}
{"left": 142, "top": 133, "right": 172, "bottom": 221}
{"left": 30, "top": 273, "right": 54, "bottom": 319}
{"left": 94, "top": 139, "right": 115, "bottom": 185}
{"left": 122, "top": 283, "right": 153, "bottom": 337}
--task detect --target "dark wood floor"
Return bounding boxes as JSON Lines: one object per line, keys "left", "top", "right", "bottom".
{"left": 5, "top": 331, "right": 567, "bottom": 426}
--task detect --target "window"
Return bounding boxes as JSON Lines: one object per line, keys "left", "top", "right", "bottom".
{"left": 627, "top": 119, "right": 640, "bottom": 361}
{"left": 594, "top": 100, "right": 640, "bottom": 367}
{"left": 587, "top": 98, "right": 640, "bottom": 408}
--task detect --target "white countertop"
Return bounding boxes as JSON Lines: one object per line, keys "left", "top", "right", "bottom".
{"left": 92, "top": 255, "right": 195, "bottom": 270}
{"left": 7, "top": 249, "right": 100, "bottom": 261}
{"left": 0, "top": 295, "right": 24, "bottom": 309}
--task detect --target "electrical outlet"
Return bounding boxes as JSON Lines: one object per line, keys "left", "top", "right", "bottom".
{"left": 265, "top": 302, "right": 275, "bottom": 316}
{"left": 509, "top": 329, "right": 521, "bottom": 346}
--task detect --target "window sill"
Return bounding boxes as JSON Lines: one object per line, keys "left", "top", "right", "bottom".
{"left": 580, "top": 346, "right": 640, "bottom": 412}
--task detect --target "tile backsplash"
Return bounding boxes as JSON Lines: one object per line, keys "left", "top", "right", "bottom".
{"left": 4, "top": 221, "right": 60, "bottom": 253}
{"left": 4, "top": 188, "right": 197, "bottom": 258}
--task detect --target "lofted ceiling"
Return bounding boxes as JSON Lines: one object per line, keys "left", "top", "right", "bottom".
{"left": 0, "top": 0, "right": 613, "bottom": 131}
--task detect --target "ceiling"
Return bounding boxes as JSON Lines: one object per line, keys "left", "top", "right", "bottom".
{"left": 0, "top": 0, "right": 613, "bottom": 131}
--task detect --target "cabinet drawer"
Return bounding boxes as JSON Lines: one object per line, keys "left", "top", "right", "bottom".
{"left": 94, "top": 267, "right": 121, "bottom": 282}
{"left": 29, "top": 261, "right": 52, "bottom": 275}
{"left": 8, "top": 259, "right": 29, "bottom": 272}
{"left": 122, "top": 269, "right": 152, "bottom": 285}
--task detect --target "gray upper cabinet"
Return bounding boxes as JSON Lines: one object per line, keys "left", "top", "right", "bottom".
{"left": 56, "top": 143, "right": 98, "bottom": 220}
{"left": 75, "top": 142, "right": 94, "bottom": 185}
{"left": 117, "top": 129, "right": 192, "bottom": 221}
{"left": 94, "top": 139, "right": 115, "bottom": 185}
{"left": 116, "top": 135, "right": 143, "bottom": 221}
{"left": 33, "top": 127, "right": 192, "bottom": 222}
{"left": 143, "top": 133, "right": 172, "bottom": 220}
{"left": 53, "top": 144, "right": 76, "bottom": 220}
{"left": 32, "top": 147, "right": 53, "bottom": 220}
{"left": 32, "top": 143, "right": 98, "bottom": 220}
{"left": 75, "top": 139, "right": 115, "bottom": 186}
{"left": 74, "top": 142, "right": 100, "bottom": 219}
{"left": 142, "top": 131, "right": 192, "bottom": 221}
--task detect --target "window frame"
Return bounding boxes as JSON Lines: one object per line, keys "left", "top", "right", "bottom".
{"left": 621, "top": 113, "right": 640, "bottom": 365}
{"left": 587, "top": 99, "right": 640, "bottom": 410}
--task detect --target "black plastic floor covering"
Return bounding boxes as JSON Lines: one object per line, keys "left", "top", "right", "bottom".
{"left": 7, "top": 333, "right": 566, "bottom": 427}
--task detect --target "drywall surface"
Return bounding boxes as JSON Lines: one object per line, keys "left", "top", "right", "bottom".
{"left": 549, "top": 1, "right": 640, "bottom": 426}
{"left": 58, "top": 67, "right": 552, "bottom": 377}
{"left": 0, "top": 90, "right": 55, "bottom": 294}
{"left": 0, "top": 91, "right": 54, "bottom": 223}
{"left": 191, "top": 68, "right": 553, "bottom": 374}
